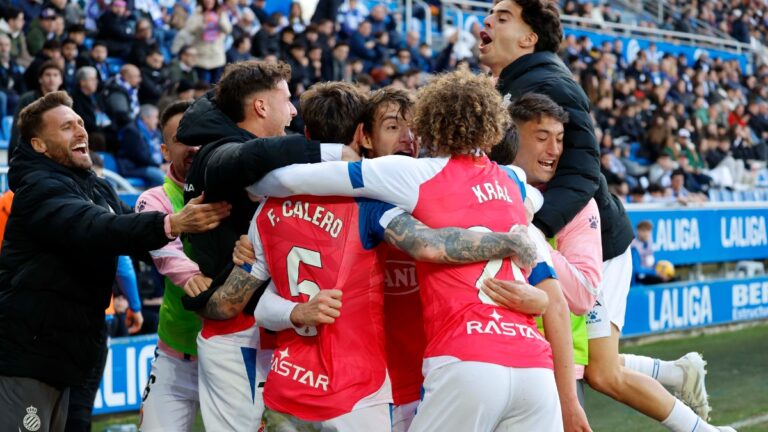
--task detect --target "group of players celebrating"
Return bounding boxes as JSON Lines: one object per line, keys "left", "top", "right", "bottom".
{"left": 135, "top": 1, "right": 737, "bottom": 431}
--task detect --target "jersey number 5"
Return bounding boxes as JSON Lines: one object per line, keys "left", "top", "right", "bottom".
{"left": 286, "top": 246, "right": 323, "bottom": 336}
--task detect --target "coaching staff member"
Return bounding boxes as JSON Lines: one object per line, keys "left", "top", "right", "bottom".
{"left": 0, "top": 91, "right": 229, "bottom": 431}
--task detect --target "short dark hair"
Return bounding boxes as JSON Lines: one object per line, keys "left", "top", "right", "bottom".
{"left": 214, "top": 60, "right": 291, "bottom": 123}
{"left": 498, "top": 0, "right": 562, "bottom": 53}
{"left": 41, "top": 39, "right": 61, "bottom": 52}
{"left": 5, "top": 6, "right": 22, "bottom": 20}
{"left": 19, "top": 91, "right": 73, "bottom": 144}
{"left": 92, "top": 40, "right": 108, "bottom": 50}
{"left": 671, "top": 168, "right": 686, "bottom": 178}
{"left": 62, "top": 38, "right": 77, "bottom": 47}
{"left": 160, "top": 99, "right": 193, "bottom": 131}
{"left": 300, "top": 81, "right": 367, "bottom": 144}
{"left": 637, "top": 220, "right": 653, "bottom": 231}
{"left": 489, "top": 123, "right": 520, "bottom": 165}
{"left": 509, "top": 92, "right": 569, "bottom": 126}
{"left": 38, "top": 60, "right": 63, "bottom": 79}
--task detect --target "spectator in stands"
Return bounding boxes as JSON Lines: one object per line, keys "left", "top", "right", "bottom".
{"left": 127, "top": 17, "right": 157, "bottom": 67}
{"left": 231, "top": 7, "right": 258, "bottom": 42}
{"left": 102, "top": 63, "right": 141, "bottom": 131}
{"left": 322, "top": 40, "right": 350, "bottom": 81}
{"left": 0, "top": 33, "right": 25, "bottom": 119}
{"left": 168, "top": 45, "right": 199, "bottom": 85}
{"left": 0, "top": 7, "right": 33, "bottom": 68}
{"left": 630, "top": 221, "right": 668, "bottom": 285}
{"left": 730, "top": 9, "right": 750, "bottom": 43}
{"left": 61, "top": 38, "right": 78, "bottom": 93}
{"left": 139, "top": 49, "right": 168, "bottom": 105}
{"left": 117, "top": 104, "right": 165, "bottom": 187}
{"left": 287, "top": 1, "right": 307, "bottom": 33}
{"left": 77, "top": 40, "right": 110, "bottom": 83}
{"left": 24, "top": 38, "right": 60, "bottom": 91}
{"left": 72, "top": 66, "right": 110, "bottom": 148}
{"left": 185, "top": 0, "right": 231, "bottom": 84}
{"left": 25, "top": 7, "right": 59, "bottom": 56}
{"left": 349, "top": 19, "right": 387, "bottom": 71}
{"left": 226, "top": 35, "right": 252, "bottom": 63}
{"left": 10, "top": 60, "right": 62, "bottom": 157}
{"left": 369, "top": 3, "right": 399, "bottom": 48}
{"left": 0, "top": 91, "right": 229, "bottom": 431}
{"left": 97, "top": 0, "right": 135, "bottom": 59}
{"left": 671, "top": 168, "right": 707, "bottom": 203}
{"left": 249, "top": 0, "right": 269, "bottom": 24}
{"left": 337, "top": 0, "right": 368, "bottom": 38}
{"left": 251, "top": 15, "right": 279, "bottom": 58}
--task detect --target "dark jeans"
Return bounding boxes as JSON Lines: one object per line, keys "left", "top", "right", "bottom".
{"left": 64, "top": 330, "right": 109, "bottom": 432}
{"left": 195, "top": 67, "right": 223, "bottom": 85}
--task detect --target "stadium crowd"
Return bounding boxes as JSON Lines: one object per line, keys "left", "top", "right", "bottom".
{"left": 0, "top": 0, "right": 759, "bottom": 430}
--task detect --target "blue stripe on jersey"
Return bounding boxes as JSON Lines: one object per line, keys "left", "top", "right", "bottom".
{"left": 499, "top": 165, "right": 526, "bottom": 201}
{"left": 240, "top": 347, "right": 258, "bottom": 402}
{"left": 528, "top": 262, "right": 558, "bottom": 286}
{"left": 348, "top": 161, "right": 365, "bottom": 189}
{"left": 356, "top": 198, "right": 395, "bottom": 250}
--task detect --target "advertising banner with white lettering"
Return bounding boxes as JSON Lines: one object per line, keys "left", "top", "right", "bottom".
{"left": 626, "top": 206, "right": 768, "bottom": 265}
{"left": 93, "top": 334, "right": 157, "bottom": 415}
{"left": 623, "top": 276, "right": 768, "bottom": 337}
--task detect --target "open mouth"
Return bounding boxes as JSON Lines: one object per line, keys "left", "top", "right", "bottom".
{"left": 479, "top": 30, "right": 493, "bottom": 49}
{"left": 539, "top": 160, "right": 555, "bottom": 170}
{"left": 72, "top": 143, "right": 88, "bottom": 155}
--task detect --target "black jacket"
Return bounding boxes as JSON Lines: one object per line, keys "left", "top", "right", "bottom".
{"left": 497, "top": 51, "right": 634, "bottom": 261}
{"left": 0, "top": 141, "right": 170, "bottom": 387}
{"left": 176, "top": 93, "right": 322, "bottom": 309}
{"left": 101, "top": 76, "right": 134, "bottom": 130}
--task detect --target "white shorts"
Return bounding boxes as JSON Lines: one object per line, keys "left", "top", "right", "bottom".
{"left": 263, "top": 404, "right": 391, "bottom": 432}
{"left": 140, "top": 348, "right": 199, "bottom": 431}
{"left": 409, "top": 362, "right": 562, "bottom": 432}
{"left": 586, "top": 246, "right": 633, "bottom": 339}
{"left": 391, "top": 400, "right": 419, "bottom": 432}
{"left": 197, "top": 330, "right": 272, "bottom": 431}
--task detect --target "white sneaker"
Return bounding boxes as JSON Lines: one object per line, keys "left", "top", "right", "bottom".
{"left": 675, "top": 352, "right": 711, "bottom": 420}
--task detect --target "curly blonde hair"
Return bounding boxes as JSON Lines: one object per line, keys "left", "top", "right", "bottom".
{"left": 413, "top": 69, "right": 510, "bottom": 156}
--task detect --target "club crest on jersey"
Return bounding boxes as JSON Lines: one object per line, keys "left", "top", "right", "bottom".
{"left": 22, "top": 406, "right": 41, "bottom": 431}
{"left": 466, "top": 310, "right": 546, "bottom": 341}
{"left": 384, "top": 260, "right": 419, "bottom": 295}
{"left": 471, "top": 180, "right": 514, "bottom": 204}
{"left": 271, "top": 348, "right": 330, "bottom": 392}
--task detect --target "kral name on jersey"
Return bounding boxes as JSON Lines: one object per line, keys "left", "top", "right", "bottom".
{"left": 271, "top": 348, "right": 329, "bottom": 392}
{"left": 467, "top": 310, "right": 546, "bottom": 341}
{"left": 266, "top": 200, "right": 343, "bottom": 238}
{"left": 472, "top": 181, "right": 514, "bottom": 204}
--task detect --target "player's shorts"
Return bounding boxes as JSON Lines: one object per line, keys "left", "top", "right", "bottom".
{"left": 197, "top": 330, "right": 272, "bottom": 431}
{"left": 140, "top": 346, "right": 199, "bottom": 431}
{"left": 262, "top": 404, "right": 391, "bottom": 432}
{"left": 391, "top": 400, "right": 419, "bottom": 432}
{"left": 586, "top": 246, "right": 632, "bottom": 339}
{"left": 409, "top": 361, "right": 561, "bottom": 432}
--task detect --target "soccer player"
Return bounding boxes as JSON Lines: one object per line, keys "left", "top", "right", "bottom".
{"left": 479, "top": 2, "right": 726, "bottom": 431}
{"left": 248, "top": 70, "right": 563, "bottom": 431}
{"left": 136, "top": 100, "right": 206, "bottom": 431}
{"left": 500, "top": 93, "right": 595, "bottom": 432}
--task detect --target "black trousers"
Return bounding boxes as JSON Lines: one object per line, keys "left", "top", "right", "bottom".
{"left": 65, "top": 327, "right": 109, "bottom": 432}
{"left": 0, "top": 375, "right": 69, "bottom": 432}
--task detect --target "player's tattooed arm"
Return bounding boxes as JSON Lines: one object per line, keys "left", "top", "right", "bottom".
{"left": 201, "top": 266, "right": 265, "bottom": 320}
{"left": 384, "top": 213, "right": 537, "bottom": 268}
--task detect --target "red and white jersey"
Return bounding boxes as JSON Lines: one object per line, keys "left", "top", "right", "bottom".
{"left": 249, "top": 155, "right": 556, "bottom": 373}
{"left": 381, "top": 246, "right": 426, "bottom": 405}
{"left": 249, "top": 195, "right": 395, "bottom": 421}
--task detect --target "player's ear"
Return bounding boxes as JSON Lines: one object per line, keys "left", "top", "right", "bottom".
{"left": 356, "top": 123, "right": 372, "bottom": 151}
{"left": 30, "top": 137, "right": 47, "bottom": 154}
{"left": 520, "top": 31, "right": 538, "bottom": 50}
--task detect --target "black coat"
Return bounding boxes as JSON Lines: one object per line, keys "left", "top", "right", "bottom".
{"left": 497, "top": 51, "right": 634, "bottom": 261}
{"left": 176, "top": 92, "right": 322, "bottom": 310}
{"left": 0, "top": 141, "right": 170, "bottom": 387}
{"left": 101, "top": 76, "right": 134, "bottom": 130}
{"left": 72, "top": 86, "right": 100, "bottom": 133}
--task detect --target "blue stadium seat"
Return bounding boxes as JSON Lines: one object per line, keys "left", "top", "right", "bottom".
{"left": 97, "top": 151, "right": 119, "bottom": 172}
{"left": 97, "top": 151, "right": 147, "bottom": 189}
{"left": 1, "top": 116, "right": 13, "bottom": 141}
{"left": 106, "top": 57, "right": 125, "bottom": 75}
{"left": 708, "top": 188, "right": 721, "bottom": 202}
{"left": 719, "top": 188, "right": 734, "bottom": 201}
